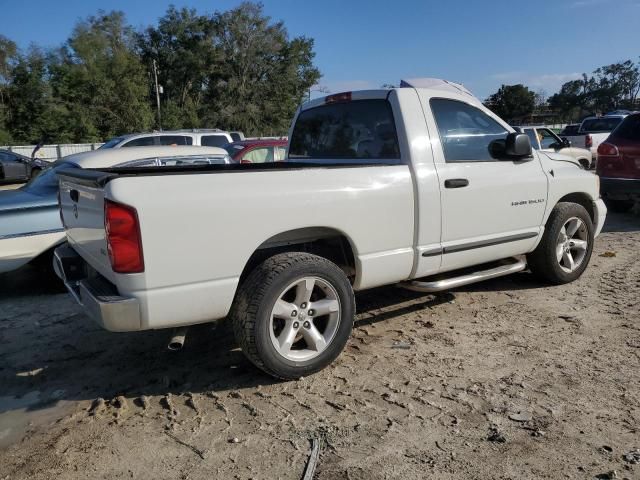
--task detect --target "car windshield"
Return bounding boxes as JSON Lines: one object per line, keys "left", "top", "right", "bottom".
{"left": 580, "top": 118, "right": 623, "bottom": 133}
{"left": 99, "top": 137, "right": 124, "bottom": 149}
{"left": 20, "top": 162, "right": 78, "bottom": 196}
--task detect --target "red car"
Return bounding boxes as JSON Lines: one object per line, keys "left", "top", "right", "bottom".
{"left": 224, "top": 139, "right": 288, "bottom": 163}
{"left": 596, "top": 113, "right": 640, "bottom": 213}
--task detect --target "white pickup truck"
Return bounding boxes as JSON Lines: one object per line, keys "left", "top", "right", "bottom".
{"left": 562, "top": 115, "right": 627, "bottom": 163}
{"left": 54, "top": 78, "right": 606, "bottom": 379}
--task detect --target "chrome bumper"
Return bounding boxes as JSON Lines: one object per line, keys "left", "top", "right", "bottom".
{"left": 53, "top": 244, "right": 141, "bottom": 332}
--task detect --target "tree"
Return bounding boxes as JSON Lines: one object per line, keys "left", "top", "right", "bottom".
{"left": 484, "top": 84, "right": 536, "bottom": 123}
{"left": 0, "top": 35, "right": 17, "bottom": 143}
{"left": 50, "top": 11, "right": 153, "bottom": 142}
{"left": 138, "top": 6, "right": 218, "bottom": 129}
{"left": 201, "top": 2, "right": 320, "bottom": 135}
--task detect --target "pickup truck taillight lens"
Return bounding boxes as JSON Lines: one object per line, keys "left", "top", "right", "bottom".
{"left": 585, "top": 134, "right": 593, "bottom": 149}
{"left": 104, "top": 199, "right": 144, "bottom": 273}
{"left": 597, "top": 142, "right": 619, "bottom": 157}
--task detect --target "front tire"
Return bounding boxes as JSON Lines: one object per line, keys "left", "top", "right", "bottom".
{"left": 230, "top": 252, "right": 355, "bottom": 380}
{"left": 527, "top": 202, "right": 594, "bottom": 284}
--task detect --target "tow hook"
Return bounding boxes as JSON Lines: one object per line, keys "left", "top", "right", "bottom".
{"left": 168, "top": 327, "right": 188, "bottom": 351}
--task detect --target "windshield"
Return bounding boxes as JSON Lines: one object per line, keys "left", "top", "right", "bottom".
{"left": 20, "top": 162, "right": 78, "bottom": 195}
{"left": 98, "top": 137, "right": 124, "bottom": 149}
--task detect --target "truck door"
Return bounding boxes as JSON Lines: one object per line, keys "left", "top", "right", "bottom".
{"left": 423, "top": 97, "right": 548, "bottom": 272}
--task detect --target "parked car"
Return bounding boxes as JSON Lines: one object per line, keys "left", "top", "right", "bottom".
{"left": 224, "top": 139, "right": 288, "bottom": 163}
{"left": 0, "top": 146, "right": 229, "bottom": 275}
{"left": 100, "top": 129, "right": 233, "bottom": 149}
{"left": 515, "top": 126, "right": 592, "bottom": 169}
{"left": 559, "top": 124, "right": 580, "bottom": 137}
{"left": 563, "top": 115, "right": 627, "bottom": 164}
{"left": 54, "top": 78, "right": 605, "bottom": 379}
{"left": 0, "top": 149, "right": 49, "bottom": 184}
{"left": 596, "top": 112, "right": 640, "bottom": 212}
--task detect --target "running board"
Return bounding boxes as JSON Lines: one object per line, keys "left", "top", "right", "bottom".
{"left": 399, "top": 257, "right": 527, "bottom": 293}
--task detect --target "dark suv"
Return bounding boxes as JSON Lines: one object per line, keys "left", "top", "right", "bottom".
{"left": 596, "top": 113, "right": 640, "bottom": 212}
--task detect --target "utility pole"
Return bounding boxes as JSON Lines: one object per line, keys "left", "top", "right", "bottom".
{"left": 152, "top": 59, "right": 162, "bottom": 131}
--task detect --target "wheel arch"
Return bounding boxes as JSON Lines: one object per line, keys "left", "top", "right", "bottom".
{"left": 239, "top": 227, "right": 358, "bottom": 284}
{"left": 555, "top": 192, "right": 596, "bottom": 224}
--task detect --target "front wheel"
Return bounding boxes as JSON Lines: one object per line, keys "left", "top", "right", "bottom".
{"left": 527, "top": 202, "right": 594, "bottom": 284}
{"left": 230, "top": 252, "right": 355, "bottom": 379}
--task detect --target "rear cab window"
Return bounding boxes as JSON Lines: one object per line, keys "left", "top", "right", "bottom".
{"left": 288, "top": 99, "right": 401, "bottom": 163}
{"left": 580, "top": 117, "right": 623, "bottom": 133}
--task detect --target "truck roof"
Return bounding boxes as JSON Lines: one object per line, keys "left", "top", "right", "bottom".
{"left": 303, "top": 78, "right": 478, "bottom": 112}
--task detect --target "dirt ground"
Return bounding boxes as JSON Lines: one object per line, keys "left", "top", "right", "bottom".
{"left": 0, "top": 211, "right": 639, "bottom": 480}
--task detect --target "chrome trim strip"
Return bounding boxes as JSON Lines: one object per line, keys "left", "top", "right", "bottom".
{"left": 421, "top": 247, "right": 443, "bottom": 257}
{"left": 0, "top": 228, "right": 64, "bottom": 241}
{"left": 443, "top": 232, "right": 539, "bottom": 254}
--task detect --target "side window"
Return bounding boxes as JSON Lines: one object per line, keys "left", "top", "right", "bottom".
{"left": 539, "top": 129, "right": 559, "bottom": 149}
{"left": 121, "top": 136, "right": 155, "bottom": 147}
{"left": 274, "top": 146, "right": 287, "bottom": 161}
{"left": 201, "top": 135, "right": 229, "bottom": 147}
{"left": 159, "top": 136, "right": 192, "bottom": 146}
{"left": 430, "top": 98, "right": 508, "bottom": 162}
{"left": 242, "top": 147, "right": 274, "bottom": 163}
{"left": 525, "top": 129, "right": 540, "bottom": 150}
{"left": 288, "top": 99, "right": 400, "bottom": 163}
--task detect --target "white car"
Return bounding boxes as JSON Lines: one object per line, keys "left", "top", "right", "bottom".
{"left": 100, "top": 129, "right": 234, "bottom": 149}
{"left": 55, "top": 78, "right": 606, "bottom": 379}
{"left": 516, "top": 126, "right": 593, "bottom": 169}
{"left": 0, "top": 146, "right": 229, "bottom": 274}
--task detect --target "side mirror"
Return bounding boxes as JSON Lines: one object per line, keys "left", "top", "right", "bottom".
{"left": 562, "top": 137, "right": 571, "bottom": 147}
{"left": 504, "top": 132, "right": 532, "bottom": 158}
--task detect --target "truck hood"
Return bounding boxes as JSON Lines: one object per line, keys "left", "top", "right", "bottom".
{"left": 539, "top": 151, "right": 582, "bottom": 169}
{"left": 0, "top": 189, "right": 58, "bottom": 213}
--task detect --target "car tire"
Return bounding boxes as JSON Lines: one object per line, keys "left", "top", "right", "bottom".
{"left": 230, "top": 252, "right": 355, "bottom": 380}
{"left": 526, "top": 202, "right": 594, "bottom": 285}
{"left": 605, "top": 198, "right": 634, "bottom": 213}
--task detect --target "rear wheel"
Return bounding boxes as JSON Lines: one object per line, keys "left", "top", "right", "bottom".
{"left": 527, "top": 202, "right": 594, "bottom": 284}
{"left": 230, "top": 252, "right": 355, "bottom": 379}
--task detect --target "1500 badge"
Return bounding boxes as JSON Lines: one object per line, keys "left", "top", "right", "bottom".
{"left": 511, "top": 199, "right": 545, "bottom": 206}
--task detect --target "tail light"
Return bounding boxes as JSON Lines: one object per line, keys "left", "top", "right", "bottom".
{"left": 585, "top": 134, "right": 593, "bottom": 149}
{"left": 325, "top": 92, "right": 352, "bottom": 104}
{"left": 104, "top": 199, "right": 144, "bottom": 273}
{"left": 597, "top": 142, "right": 619, "bottom": 157}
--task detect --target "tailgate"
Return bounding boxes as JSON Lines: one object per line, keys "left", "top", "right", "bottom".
{"left": 58, "top": 170, "right": 115, "bottom": 281}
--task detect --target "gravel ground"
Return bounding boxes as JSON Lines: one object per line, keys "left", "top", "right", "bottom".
{"left": 0, "top": 211, "right": 638, "bottom": 480}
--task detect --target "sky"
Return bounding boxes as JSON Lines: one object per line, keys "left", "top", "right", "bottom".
{"left": 1, "top": 0, "right": 639, "bottom": 99}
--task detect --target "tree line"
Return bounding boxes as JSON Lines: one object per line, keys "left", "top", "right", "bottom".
{"left": 0, "top": 2, "right": 321, "bottom": 145}
{"left": 485, "top": 59, "right": 640, "bottom": 124}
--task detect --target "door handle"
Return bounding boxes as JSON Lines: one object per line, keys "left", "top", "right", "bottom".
{"left": 70, "top": 189, "right": 79, "bottom": 202}
{"left": 444, "top": 178, "right": 469, "bottom": 188}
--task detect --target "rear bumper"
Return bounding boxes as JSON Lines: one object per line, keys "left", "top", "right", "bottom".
{"left": 53, "top": 244, "right": 141, "bottom": 332}
{"left": 600, "top": 177, "right": 640, "bottom": 196}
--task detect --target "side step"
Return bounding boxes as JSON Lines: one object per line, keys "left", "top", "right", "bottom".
{"left": 399, "top": 257, "right": 527, "bottom": 293}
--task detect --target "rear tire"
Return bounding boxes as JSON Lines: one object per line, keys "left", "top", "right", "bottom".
{"left": 527, "top": 202, "right": 594, "bottom": 284}
{"left": 230, "top": 252, "right": 355, "bottom": 380}
{"left": 606, "top": 198, "right": 634, "bottom": 213}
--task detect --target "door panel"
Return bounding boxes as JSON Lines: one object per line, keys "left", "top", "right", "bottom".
{"left": 422, "top": 96, "right": 548, "bottom": 271}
